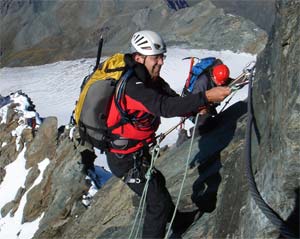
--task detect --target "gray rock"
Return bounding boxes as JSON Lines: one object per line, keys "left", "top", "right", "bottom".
{"left": 211, "top": 0, "right": 276, "bottom": 33}
{"left": 24, "top": 166, "right": 40, "bottom": 190}
{"left": 1, "top": 201, "right": 15, "bottom": 218}
{"left": 0, "top": 0, "right": 298, "bottom": 238}
{"left": 0, "top": 167, "right": 5, "bottom": 185}
{"left": 244, "top": 0, "right": 300, "bottom": 237}
{"left": 10, "top": 187, "right": 26, "bottom": 217}
{"left": 25, "top": 117, "right": 57, "bottom": 169}
{"left": 1, "top": 187, "right": 25, "bottom": 217}
{"left": 1, "top": 0, "right": 267, "bottom": 67}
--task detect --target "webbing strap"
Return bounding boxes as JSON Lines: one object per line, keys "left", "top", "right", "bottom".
{"left": 79, "top": 120, "right": 105, "bottom": 132}
{"left": 114, "top": 69, "right": 133, "bottom": 121}
{"left": 114, "top": 68, "right": 158, "bottom": 131}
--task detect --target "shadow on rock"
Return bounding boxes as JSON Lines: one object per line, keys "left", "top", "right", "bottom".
{"left": 190, "top": 101, "right": 247, "bottom": 213}
{"left": 191, "top": 152, "right": 222, "bottom": 213}
{"left": 190, "top": 101, "right": 247, "bottom": 167}
{"left": 278, "top": 187, "right": 299, "bottom": 238}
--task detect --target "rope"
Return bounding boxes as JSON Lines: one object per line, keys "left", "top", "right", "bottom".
{"left": 164, "top": 113, "right": 200, "bottom": 239}
{"left": 129, "top": 117, "right": 191, "bottom": 239}
{"left": 245, "top": 69, "right": 296, "bottom": 238}
{"left": 128, "top": 139, "right": 161, "bottom": 239}
{"left": 218, "top": 88, "right": 239, "bottom": 113}
{"left": 219, "top": 71, "right": 250, "bottom": 114}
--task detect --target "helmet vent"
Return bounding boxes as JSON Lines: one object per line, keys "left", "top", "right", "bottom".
{"left": 154, "top": 44, "right": 161, "bottom": 50}
{"left": 135, "top": 35, "right": 144, "bottom": 43}
{"left": 138, "top": 40, "right": 148, "bottom": 46}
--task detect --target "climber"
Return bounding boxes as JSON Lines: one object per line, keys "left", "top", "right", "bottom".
{"left": 182, "top": 60, "right": 232, "bottom": 136}
{"left": 105, "top": 30, "right": 231, "bottom": 238}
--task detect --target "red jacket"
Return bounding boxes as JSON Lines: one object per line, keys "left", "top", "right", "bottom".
{"left": 106, "top": 54, "right": 208, "bottom": 154}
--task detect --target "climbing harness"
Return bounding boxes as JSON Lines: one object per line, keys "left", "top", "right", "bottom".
{"left": 122, "top": 156, "right": 142, "bottom": 184}
{"left": 122, "top": 152, "right": 152, "bottom": 184}
{"left": 128, "top": 139, "right": 161, "bottom": 239}
{"left": 245, "top": 65, "right": 296, "bottom": 238}
{"left": 128, "top": 113, "right": 200, "bottom": 239}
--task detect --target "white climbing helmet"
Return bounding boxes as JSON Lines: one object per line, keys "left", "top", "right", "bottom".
{"left": 130, "top": 30, "right": 167, "bottom": 55}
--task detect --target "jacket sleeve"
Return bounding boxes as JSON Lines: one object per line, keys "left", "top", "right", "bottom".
{"left": 125, "top": 76, "right": 208, "bottom": 118}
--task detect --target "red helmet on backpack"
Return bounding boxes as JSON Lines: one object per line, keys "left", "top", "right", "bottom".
{"left": 212, "top": 64, "right": 230, "bottom": 86}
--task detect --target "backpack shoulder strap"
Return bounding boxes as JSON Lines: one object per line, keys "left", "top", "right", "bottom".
{"left": 113, "top": 68, "right": 134, "bottom": 122}
{"left": 187, "top": 57, "right": 216, "bottom": 92}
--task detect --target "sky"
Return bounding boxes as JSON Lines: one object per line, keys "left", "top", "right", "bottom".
{"left": 0, "top": 48, "right": 256, "bottom": 239}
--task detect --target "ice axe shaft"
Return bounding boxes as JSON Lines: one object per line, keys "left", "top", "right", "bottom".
{"left": 157, "top": 118, "right": 187, "bottom": 142}
{"left": 93, "top": 35, "right": 103, "bottom": 72}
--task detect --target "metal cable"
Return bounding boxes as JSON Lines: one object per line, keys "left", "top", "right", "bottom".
{"left": 245, "top": 68, "right": 296, "bottom": 238}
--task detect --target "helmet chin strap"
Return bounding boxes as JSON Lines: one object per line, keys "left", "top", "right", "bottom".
{"left": 138, "top": 54, "right": 158, "bottom": 80}
{"left": 209, "top": 70, "right": 217, "bottom": 86}
{"left": 142, "top": 55, "right": 147, "bottom": 65}
{"left": 144, "top": 56, "right": 156, "bottom": 80}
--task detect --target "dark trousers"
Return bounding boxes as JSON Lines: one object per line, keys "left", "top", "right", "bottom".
{"left": 106, "top": 150, "right": 178, "bottom": 239}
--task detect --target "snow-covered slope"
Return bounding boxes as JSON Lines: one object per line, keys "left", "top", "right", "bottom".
{"left": 0, "top": 48, "right": 256, "bottom": 147}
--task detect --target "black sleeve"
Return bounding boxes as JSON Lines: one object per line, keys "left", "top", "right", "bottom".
{"left": 156, "top": 77, "right": 179, "bottom": 97}
{"left": 125, "top": 76, "right": 208, "bottom": 118}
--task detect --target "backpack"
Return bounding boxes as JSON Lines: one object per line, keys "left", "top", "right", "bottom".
{"left": 182, "top": 57, "right": 221, "bottom": 124}
{"left": 74, "top": 53, "right": 132, "bottom": 151}
{"left": 184, "top": 57, "right": 217, "bottom": 93}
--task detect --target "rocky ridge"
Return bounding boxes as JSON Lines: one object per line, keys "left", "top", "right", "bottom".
{"left": 0, "top": 0, "right": 268, "bottom": 67}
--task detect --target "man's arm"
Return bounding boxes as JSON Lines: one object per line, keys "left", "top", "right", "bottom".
{"left": 205, "top": 87, "right": 231, "bottom": 103}
{"left": 125, "top": 77, "right": 230, "bottom": 118}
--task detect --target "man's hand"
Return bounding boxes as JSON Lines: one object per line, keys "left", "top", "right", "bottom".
{"left": 205, "top": 87, "right": 231, "bottom": 103}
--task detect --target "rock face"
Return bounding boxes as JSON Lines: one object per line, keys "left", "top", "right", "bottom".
{"left": 210, "top": 0, "right": 276, "bottom": 33}
{"left": 0, "top": 0, "right": 299, "bottom": 238}
{"left": 0, "top": 0, "right": 268, "bottom": 67}
{"left": 246, "top": 0, "right": 300, "bottom": 237}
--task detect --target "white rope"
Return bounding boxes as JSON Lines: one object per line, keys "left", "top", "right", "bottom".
{"left": 128, "top": 139, "right": 161, "bottom": 239}
{"left": 164, "top": 113, "right": 200, "bottom": 239}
